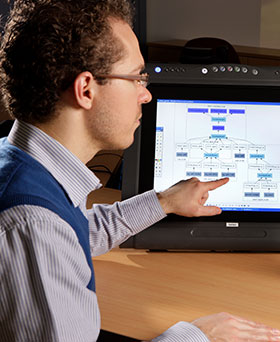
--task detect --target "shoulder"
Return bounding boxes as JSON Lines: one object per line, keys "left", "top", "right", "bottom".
{"left": 0, "top": 205, "right": 78, "bottom": 243}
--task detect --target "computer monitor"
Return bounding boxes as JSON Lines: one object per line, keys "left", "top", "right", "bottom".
{"left": 121, "top": 63, "right": 280, "bottom": 251}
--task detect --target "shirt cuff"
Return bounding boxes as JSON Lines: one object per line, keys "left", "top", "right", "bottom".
{"left": 120, "top": 190, "right": 166, "bottom": 235}
{"left": 151, "top": 321, "right": 209, "bottom": 342}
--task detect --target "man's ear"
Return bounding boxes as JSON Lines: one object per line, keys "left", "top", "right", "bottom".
{"left": 73, "top": 71, "right": 95, "bottom": 110}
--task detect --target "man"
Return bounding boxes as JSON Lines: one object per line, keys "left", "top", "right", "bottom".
{"left": 0, "top": 1, "right": 279, "bottom": 341}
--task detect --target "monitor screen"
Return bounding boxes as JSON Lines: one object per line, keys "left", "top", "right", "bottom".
{"left": 121, "top": 63, "right": 280, "bottom": 250}
{"left": 136, "top": 79, "right": 280, "bottom": 222}
{"left": 154, "top": 98, "right": 280, "bottom": 213}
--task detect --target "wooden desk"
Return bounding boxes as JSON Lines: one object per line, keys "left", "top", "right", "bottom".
{"left": 89, "top": 189, "right": 280, "bottom": 340}
{"left": 94, "top": 248, "right": 280, "bottom": 341}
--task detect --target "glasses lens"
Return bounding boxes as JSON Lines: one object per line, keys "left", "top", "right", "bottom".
{"left": 141, "top": 74, "right": 149, "bottom": 87}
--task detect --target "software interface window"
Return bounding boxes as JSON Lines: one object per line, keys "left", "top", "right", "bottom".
{"left": 154, "top": 99, "right": 280, "bottom": 212}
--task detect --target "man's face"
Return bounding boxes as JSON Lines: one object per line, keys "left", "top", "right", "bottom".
{"left": 86, "top": 19, "right": 152, "bottom": 151}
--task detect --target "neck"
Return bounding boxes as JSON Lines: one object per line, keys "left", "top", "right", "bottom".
{"left": 34, "top": 108, "right": 100, "bottom": 164}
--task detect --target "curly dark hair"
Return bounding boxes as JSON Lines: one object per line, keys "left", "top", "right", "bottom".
{"left": 0, "top": 0, "right": 134, "bottom": 123}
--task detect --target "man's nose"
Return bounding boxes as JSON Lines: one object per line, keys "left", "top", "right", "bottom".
{"left": 140, "top": 87, "right": 152, "bottom": 104}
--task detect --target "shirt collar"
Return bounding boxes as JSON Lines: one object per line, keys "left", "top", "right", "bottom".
{"left": 8, "top": 120, "right": 101, "bottom": 207}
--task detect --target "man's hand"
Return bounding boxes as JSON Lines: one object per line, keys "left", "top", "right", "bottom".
{"left": 192, "top": 312, "right": 280, "bottom": 341}
{"left": 157, "top": 177, "right": 229, "bottom": 216}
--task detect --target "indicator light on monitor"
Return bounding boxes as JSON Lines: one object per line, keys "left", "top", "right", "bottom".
{"left": 155, "top": 66, "right": 162, "bottom": 73}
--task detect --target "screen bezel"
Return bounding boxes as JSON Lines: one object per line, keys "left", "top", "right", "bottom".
{"left": 139, "top": 83, "right": 280, "bottom": 223}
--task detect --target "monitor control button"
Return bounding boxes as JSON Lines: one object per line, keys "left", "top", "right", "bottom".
{"left": 227, "top": 66, "right": 233, "bottom": 72}
{"left": 202, "top": 68, "right": 208, "bottom": 74}
{"left": 242, "top": 67, "right": 248, "bottom": 73}
{"left": 234, "top": 66, "right": 241, "bottom": 72}
{"left": 252, "top": 69, "right": 259, "bottom": 75}
{"left": 212, "top": 66, "right": 219, "bottom": 72}
{"left": 220, "top": 66, "right": 226, "bottom": 72}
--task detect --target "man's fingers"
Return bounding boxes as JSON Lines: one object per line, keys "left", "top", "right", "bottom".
{"left": 196, "top": 205, "right": 222, "bottom": 217}
{"left": 192, "top": 312, "right": 280, "bottom": 342}
{"left": 194, "top": 178, "right": 229, "bottom": 216}
{"left": 231, "top": 313, "right": 276, "bottom": 330}
{"left": 228, "top": 313, "right": 272, "bottom": 327}
{"left": 232, "top": 318, "right": 280, "bottom": 341}
{"left": 205, "top": 177, "right": 229, "bottom": 191}
{"left": 230, "top": 313, "right": 262, "bottom": 325}
{"left": 222, "top": 313, "right": 280, "bottom": 338}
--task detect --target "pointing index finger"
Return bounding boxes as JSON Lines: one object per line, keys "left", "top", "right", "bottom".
{"left": 205, "top": 177, "right": 229, "bottom": 191}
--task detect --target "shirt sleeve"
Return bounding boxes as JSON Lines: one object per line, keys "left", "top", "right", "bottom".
{"left": 87, "top": 190, "right": 166, "bottom": 256}
{"left": 0, "top": 205, "right": 100, "bottom": 342}
{"left": 151, "top": 321, "right": 209, "bottom": 342}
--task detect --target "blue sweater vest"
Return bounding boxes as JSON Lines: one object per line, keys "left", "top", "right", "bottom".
{"left": 0, "top": 138, "right": 95, "bottom": 292}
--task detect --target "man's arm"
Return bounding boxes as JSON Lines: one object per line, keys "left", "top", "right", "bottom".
{"left": 87, "top": 177, "right": 227, "bottom": 256}
{"left": 87, "top": 189, "right": 166, "bottom": 256}
{"left": 149, "top": 321, "right": 209, "bottom": 342}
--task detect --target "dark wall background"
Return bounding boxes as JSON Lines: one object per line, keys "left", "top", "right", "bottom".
{"left": 0, "top": 2, "right": 10, "bottom": 15}
{"left": 133, "top": 0, "right": 147, "bottom": 59}
{"left": 0, "top": 1, "right": 10, "bottom": 27}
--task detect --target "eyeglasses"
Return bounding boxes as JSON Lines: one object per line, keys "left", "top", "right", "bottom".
{"left": 95, "top": 73, "right": 150, "bottom": 88}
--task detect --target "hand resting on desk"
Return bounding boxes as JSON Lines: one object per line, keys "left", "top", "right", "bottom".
{"left": 143, "top": 312, "right": 280, "bottom": 342}
{"left": 192, "top": 312, "right": 280, "bottom": 342}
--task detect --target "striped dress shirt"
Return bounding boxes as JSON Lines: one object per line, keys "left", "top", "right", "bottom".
{"left": 0, "top": 120, "right": 209, "bottom": 342}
